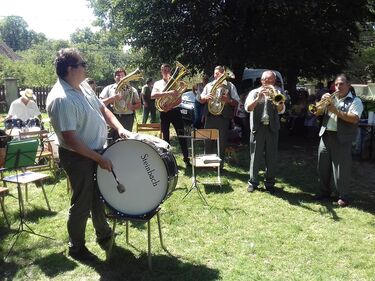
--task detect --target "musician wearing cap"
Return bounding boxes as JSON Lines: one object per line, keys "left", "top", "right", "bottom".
{"left": 5, "top": 88, "right": 41, "bottom": 123}
{"left": 47, "top": 48, "right": 130, "bottom": 261}
{"left": 244, "top": 70, "right": 285, "bottom": 194}
{"left": 199, "top": 65, "right": 239, "bottom": 169}
{"left": 99, "top": 68, "right": 141, "bottom": 140}
{"left": 313, "top": 74, "right": 363, "bottom": 207}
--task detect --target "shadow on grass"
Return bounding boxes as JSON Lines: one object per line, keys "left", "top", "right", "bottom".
{"left": 34, "top": 252, "right": 76, "bottom": 278}
{"left": 30, "top": 246, "right": 220, "bottom": 281}
{"left": 270, "top": 187, "right": 340, "bottom": 221}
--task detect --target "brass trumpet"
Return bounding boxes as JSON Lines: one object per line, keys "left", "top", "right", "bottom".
{"left": 308, "top": 91, "right": 338, "bottom": 115}
{"left": 262, "top": 85, "right": 285, "bottom": 106}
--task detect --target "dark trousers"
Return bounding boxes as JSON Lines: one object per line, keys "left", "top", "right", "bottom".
{"left": 109, "top": 113, "right": 135, "bottom": 144}
{"left": 204, "top": 115, "right": 231, "bottom": 168}
{"left": 160, "top": 108, "right": 189, "bottom": 160}
{"left": 249, "top": 125, "right": 279, "bottom": 187}
{"left": 59, "top": 147, "right": 112, "bottom": 252}
{"left": 142, "top": 105, "right": 157, "bottom": 123}
{"left": 318, "top": 132, "right": 352, "bottom": 200}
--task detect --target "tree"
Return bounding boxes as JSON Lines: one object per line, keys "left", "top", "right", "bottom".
{"left": 0, "top": 16, "right": 30, "bottom": 51}
{"left": 89, "top": 0, "right": 375, "bottom": 94}
{"left": 0, "top": 16, "right": 48, "bottom": 51}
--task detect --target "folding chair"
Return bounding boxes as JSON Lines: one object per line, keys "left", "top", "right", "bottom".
{"left": 19, "top": 130, "right": 57, "bottom": 175}
{"left": 0, "top": 186, "right": 10, "bottom": 228}
{"left": 136, "top": 123, "right": 163, "bottom": 138}
{"left": 184, "top": 129, "right": 222, "bottom": 204}
{"left": 190, "top": 129, "right": 222, "bottom": 185}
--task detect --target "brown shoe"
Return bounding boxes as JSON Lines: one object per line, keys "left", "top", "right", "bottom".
{"left": 337, "top": 199, "right": 349, "bottom": 207}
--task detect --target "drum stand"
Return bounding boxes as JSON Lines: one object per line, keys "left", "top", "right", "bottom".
{"left": 4, "top": 173, "right": 55, "bottom": 260}
{"left": 3, "top": 142, "right": 54, "bottom": 261}
{"left": 106, "top": 207, "right": 166, "bottom": 270}
{"left": 183, "top": 176, "right": 209, "bottom": 206}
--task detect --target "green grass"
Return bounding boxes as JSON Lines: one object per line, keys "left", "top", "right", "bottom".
{"left": 0, "top": 118, "right": 374, "bottom": 280}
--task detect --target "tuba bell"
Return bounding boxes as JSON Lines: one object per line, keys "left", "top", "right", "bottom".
{"left": 155, "top": 61, "right": 188, "bottom": 112}
{"left": 207, "top": 67, "right": 235, "bottom": 115}
{"left": 113, "top": 68, "right": 143, "bottom": 112}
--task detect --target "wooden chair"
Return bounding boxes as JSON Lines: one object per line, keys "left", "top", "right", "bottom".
{"left": 190, "top": 129, "right": 222, "bottom": 186}
{"left": 136, "top": 123, "right": 163, "bottom": 139}
{"left": 18, "top": 130, "right": 57, "bottom": 175}
{"left": 0, "top": 186, "right": 10, "bottom": 228}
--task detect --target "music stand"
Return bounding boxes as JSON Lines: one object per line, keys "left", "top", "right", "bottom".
{"left": 3, "top": 139, "right": 54, "bottom": 260}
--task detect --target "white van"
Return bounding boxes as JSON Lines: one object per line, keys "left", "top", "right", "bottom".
{"left": 241, "top": 68, "right": 284, "bottom": 92}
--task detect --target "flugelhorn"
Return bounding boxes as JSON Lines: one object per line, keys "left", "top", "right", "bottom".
{"left": 308, "top": 91, "right": 338, "bottom": 115}
{"left": 156, "top": 61, "right": 188, "bottom": 112}
{"left": 113, "top": 68, "right": 143, "bottom": 112}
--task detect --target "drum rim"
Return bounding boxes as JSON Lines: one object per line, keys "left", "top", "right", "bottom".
{"left": 95, "top": 138, "right": 177, "bottom": 218}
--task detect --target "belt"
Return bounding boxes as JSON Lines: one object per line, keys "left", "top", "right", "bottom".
{"left": 114, "top": 113, "right": 134, "bottom": 117}
{"left": 325, "top": 130, "right": 337, "bottom": 135}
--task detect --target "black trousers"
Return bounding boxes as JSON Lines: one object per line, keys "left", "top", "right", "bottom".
{"left": 160, "top": 108, "right": 189, "bottom": 160}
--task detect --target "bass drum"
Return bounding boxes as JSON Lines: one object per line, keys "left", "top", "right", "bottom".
{"left": 96, "top": 138, "right": 178, "bottom": 219}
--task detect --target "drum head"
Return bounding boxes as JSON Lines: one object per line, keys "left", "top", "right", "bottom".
{"left": 96, "top": 139, "right": 170, "bottom": 217}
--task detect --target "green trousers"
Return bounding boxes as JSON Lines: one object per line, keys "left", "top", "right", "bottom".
{"left": 59, "top": 147, "right": 112, "bottom": 252}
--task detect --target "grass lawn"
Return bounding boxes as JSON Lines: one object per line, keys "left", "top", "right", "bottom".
{"left": 0, "top": 119, "right": 374, "bottom": 281}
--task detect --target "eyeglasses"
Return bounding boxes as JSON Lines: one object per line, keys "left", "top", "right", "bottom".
{"left": 71, "top": 61, "right": 87, "bottom": 68}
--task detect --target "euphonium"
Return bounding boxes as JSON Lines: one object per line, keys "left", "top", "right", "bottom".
{"left": 308, "top": 91, "right": 338, "bottom": 115}
{"left": 155, "top": 61, "right": 188, "bottom": 112}
{"left": 208, "top": 67, "right": 235, "bottom": 115}
{"left": 113, "top": 68, "right": 143, "bottom": 112}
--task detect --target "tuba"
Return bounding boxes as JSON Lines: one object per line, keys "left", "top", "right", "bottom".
{"left": 155, "top": 61, "right": 188, "bottom": 112}
{"left": 308, "top": 91, "right": 338, "bottom": 115}
{"left": 113, "top": 68, "right": 143, "bottom": 112}
{"left": 207, "top": 67, "right": 235, "bottom": 115}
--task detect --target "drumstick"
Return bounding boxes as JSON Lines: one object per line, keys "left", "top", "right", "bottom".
{"left": 112, "top": 169, "right": 125, "bottom": 193}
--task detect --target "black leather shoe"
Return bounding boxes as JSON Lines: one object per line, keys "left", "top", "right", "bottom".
{"left": 247, "top": 183, "right": 257, "bottom": 192}
{"left": 337, "top": 199, "right": 349, "bottom": 207}
{"left": 184, "top": 158, "right": 192, "bottom": 167}
{"left": 265, "top": 185, "right": 275, "bottom": 194}
{"left": 313, "top": 193, "right": 331, "bottom": 201}
{"left": 68, "top": 246, "right": 97, "bottom": 262}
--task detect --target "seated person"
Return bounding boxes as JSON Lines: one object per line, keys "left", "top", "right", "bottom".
{"left": 5, "top": 89, "right": 42, "bottom": 126}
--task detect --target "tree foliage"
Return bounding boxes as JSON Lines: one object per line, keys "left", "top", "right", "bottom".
{"left": 0, "top": 16, "right": 47, "bottom": 51}
{"left": 89, "top": 0, "right": 375, "bottom": 93}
